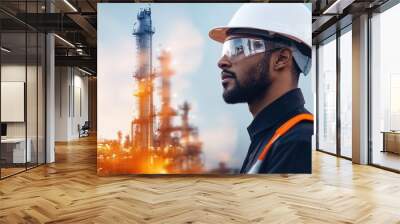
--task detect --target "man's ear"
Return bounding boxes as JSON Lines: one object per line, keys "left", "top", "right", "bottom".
{"left": 272, "top": 48, "right": 292, "bottom": 71}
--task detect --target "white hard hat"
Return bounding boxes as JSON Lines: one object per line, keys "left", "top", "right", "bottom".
{"left": 209, "top": 3, "right": 312, "bottom": 75}
{"left": 209, "top": 3, "right": 311, "bottom": 49}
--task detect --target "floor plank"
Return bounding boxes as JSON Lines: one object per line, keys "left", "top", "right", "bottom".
{"left": 1, "top": 136, "right": 400, "bottom": 223}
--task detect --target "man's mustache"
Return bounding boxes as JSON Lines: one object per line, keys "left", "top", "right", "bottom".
{"left": 221, "top": 69, "right": 236, "bottom": 79}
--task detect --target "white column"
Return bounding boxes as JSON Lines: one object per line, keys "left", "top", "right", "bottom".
{"left": 45, "top": 0, "right": 55, "bottom": 163}
{"left": 46, "top": 33, "right": 55, "bottom": 163}
{"left": 352, "top": 14, "right": 369, "bottom": 164}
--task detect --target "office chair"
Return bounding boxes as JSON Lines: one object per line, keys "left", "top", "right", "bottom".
{"left": 79, "top": 121, "right": 90, "bottom": 138}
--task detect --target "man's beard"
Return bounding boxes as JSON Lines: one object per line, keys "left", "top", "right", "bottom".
{"left": 222, "top": 58, "right": 271, "bottom": 104}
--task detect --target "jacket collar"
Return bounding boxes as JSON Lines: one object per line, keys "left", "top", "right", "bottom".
{"left": 247, "top": 88, "right": 305, "bottom": 141}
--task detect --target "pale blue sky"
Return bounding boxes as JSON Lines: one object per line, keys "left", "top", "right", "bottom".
{"left": 97, "top": 3, "right": 313, "bottom": 170}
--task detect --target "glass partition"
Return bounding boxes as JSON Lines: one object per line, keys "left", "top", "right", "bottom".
{"left": 1, "top": 30, "right": 28, "bottom": 177}
{"left": 0, "top": 1, "right": 46, "bottom": 179}
{"left": 38, "top": 32, "right": 45, "bottom": 165}
{"left": 26, "top": 0, "right": 45, "bottom": 169}
{"left": 27, "top": 31, "right": 38, "bottom": 169}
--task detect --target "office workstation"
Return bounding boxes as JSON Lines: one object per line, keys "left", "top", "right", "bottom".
{"left": 0, "top": 81, "right": 33, "bottom": 176}
{"left": 1, "top": 124, "right": 32, "bottom": 163}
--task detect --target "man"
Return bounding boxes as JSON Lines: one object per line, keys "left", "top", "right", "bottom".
{"left": 209, "top": 4, "right": 314, "bottom": 174}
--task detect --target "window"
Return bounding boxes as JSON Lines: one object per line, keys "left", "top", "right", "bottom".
{"left": 340, "top": 28, "right": 352, "bottom": 158}
{"left": 371, "top": 3, "right": 400, "bottom": 171}
{"left": 317, "top": 36, "right": 337, "bottom": 154}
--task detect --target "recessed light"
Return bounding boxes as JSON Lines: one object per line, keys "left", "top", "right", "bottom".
{"left": 63, "top": 0, "right": 78, "bottom": 12}
{"left": 1, "top": 47, "right": 11, "bottom": 53}
{"left": 78, "top": 67, "right": 93, "bottom": 76}
{"left": 54, "top": 34, "right": 75, "bottom": 48}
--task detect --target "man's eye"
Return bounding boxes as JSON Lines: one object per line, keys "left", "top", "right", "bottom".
{"left": 253, "top": 41, "right": 263, "bottom": 49}
{"left": 235, "top": 46, "right": 244, "bottom": 55}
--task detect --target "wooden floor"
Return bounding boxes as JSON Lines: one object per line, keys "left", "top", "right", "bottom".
{"left": 373, "top": 151, "right": 400, "bottom": 171}
{"left": 1, "top": 137, "right": 400, "bottom": 223}
{"left": 1, "top": 167, "right": 26, "bottom": 178}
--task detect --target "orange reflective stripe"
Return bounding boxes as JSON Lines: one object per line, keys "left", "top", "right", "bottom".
{"left": 257, "top": 113, "right": 314, "bottom": 161}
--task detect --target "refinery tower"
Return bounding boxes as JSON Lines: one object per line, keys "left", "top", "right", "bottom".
{"left": 113, "top": 7, "right": 204, "bottom": 173}
{"left": 131, "top": 8, "right": 155, "bottom": 150}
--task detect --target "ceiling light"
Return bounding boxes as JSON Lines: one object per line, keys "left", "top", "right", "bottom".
{"left": 322, "top": 0, "right": 354, "bottom": 15}
{"left": 1, "top": 47, "right": 11, "bottom": 53}
{"left": 323, "top": 0, "right": 342, "bottom": 14}
{"left": 76, "top": 48, "right": 85, "bottom": 55}
{"left": 78, "top": 67, "right": 93, "bottom": 76}
{"left": 63, "top": 0, "right": 78, "bottom": 12}
{"left": 54, "top": 34, "right": 75, "bottom": 48}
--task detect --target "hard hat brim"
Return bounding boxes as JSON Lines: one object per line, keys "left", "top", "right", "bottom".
{"left": 208, "top": 27, "right": 229, "bottom": 43}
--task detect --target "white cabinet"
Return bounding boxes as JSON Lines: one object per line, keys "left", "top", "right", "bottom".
{"left": 1, "top": 138, "right": 32, "bottom": 163}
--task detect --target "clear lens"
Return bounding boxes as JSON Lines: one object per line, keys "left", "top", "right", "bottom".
{"left": 221, "top": 38, "right": 266, "bottom": 59}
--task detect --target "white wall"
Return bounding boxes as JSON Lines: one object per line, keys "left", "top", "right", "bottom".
{"left": 72, "top": 73, "right": 89, "bottom": 138}
{"left": 55, "top": 66, "right": 69, "bottom": 141}
{"left": 1, "top": 65, "right": 25, "bottom": 130}
{"left": 55, "top": 66, "right": 89, "bottom": 141}
{"left": 1, "top": 65, "right": 40, "bottom": 137}
{"left": 1, "top": 63, "right": 46, "bottom": 163}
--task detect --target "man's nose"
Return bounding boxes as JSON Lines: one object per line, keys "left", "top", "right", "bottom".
{"left": 218, "top": 55, "right": 231, "bottom": 70}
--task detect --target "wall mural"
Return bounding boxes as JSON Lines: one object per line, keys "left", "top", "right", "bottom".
{"left": 97, "top": 3, "right": 313, "bottom": 175}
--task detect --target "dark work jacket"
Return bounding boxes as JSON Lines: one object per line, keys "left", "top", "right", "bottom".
{"left": 240, "top": 88, "right": 313, "bottom": 174}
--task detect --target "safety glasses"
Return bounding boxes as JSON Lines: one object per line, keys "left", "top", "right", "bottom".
{"left": 221, "top": 37, "right": 267, "bottom": 59}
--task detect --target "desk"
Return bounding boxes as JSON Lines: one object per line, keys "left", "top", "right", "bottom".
{"left": 382, "top": 131, "right": 400, "bottom": 154}
{"left": 1, "top": 138, "right": 31, "bottom": 163}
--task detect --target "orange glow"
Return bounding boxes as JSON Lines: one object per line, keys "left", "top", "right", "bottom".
{"left": 97, "top": 140, "right": 203, "bottom": 175}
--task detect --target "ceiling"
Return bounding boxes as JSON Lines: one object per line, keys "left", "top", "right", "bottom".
{"left": 0, "top": 0, "right": 395, "bottom": 75}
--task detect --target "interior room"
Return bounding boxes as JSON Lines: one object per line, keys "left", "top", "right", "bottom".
{"left": 0, "top": 0, "right": 399, "bottom": 223}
